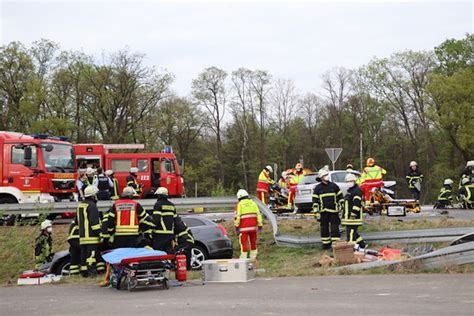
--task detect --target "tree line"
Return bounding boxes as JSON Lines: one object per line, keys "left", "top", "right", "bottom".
{"left": 0, "top": 34, "right": 472, "bottom": 201}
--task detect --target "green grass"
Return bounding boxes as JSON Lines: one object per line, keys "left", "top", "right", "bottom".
{"left": 1, "top": 217, "right": 474, "bottom": 286}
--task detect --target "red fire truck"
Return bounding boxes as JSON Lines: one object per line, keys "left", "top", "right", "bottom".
{"left": 73, "top": 144, "right": 185, "bottom": 198}
{"left": 0, "top": 132, "right": 76, "bottom": 205}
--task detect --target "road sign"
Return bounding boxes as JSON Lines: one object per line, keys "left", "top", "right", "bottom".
{"left": 325, "top": 148, "right": 343, "bottom": 170}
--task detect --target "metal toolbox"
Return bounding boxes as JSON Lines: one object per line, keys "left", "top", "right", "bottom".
{"left": 202, "top": 258, "right": 256, "bottom": 283}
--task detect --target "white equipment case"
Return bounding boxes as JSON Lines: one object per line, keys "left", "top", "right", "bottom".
{"left": 202, "top": 258, "right": 256, "bottom": 283}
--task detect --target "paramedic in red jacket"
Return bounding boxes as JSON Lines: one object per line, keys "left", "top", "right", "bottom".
{"left": 256, "top": 165, "right": 275, "bottom": 203}
{"left": 234, "top": 189, "right": 263, "bottom": 259}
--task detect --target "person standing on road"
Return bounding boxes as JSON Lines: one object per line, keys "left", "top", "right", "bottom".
{"left": 458, "top": 178, "right": 474, "bottom": 209}
{"left": 341, "top": 173, "right": 366, "bottom": 251}
{"left": 359, "top": 158, "right": 386, "bottom": 205}
{"left": 77, "top": 185, "right": 102, "bottom": 277}
{"left": 234, "top": 189, "right": 263, "bottom": 259}
{"left": 67, "top": 219, "right": 81, "bottom": 276}
{"left": 34, "top": 220, "right": 53, "bottom": 270}
{"left": 256, "top": 165, "right": 275, "bottom": 203}
{"left": 94, "top": 168, "right": 113, "bottom": 201}
{"left": 104, "top": 187, "right": 155, "bottom": 248}
{"left": 150, "top": 187, "right": 177, "bottom": 253}
{"left": 174, "top": 215, "right": 195, "bottom": 269}
{"left": 312, "top": 167, "right": 343, "bottom": 250}
{"left": 126, "top": 167, "right": 142, "bottom": 197}
{"left": 406, "top": 161, "right": 423, "bottom": 201}
{"left": 106, "top": 170, "right": 120, "bottom": 200}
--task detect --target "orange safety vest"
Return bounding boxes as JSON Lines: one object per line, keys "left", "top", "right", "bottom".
{"left": 234, "top": 199, "right": 263, "bottom": 232}
{"left": 114, "top": 199, "right": 140, "bottom": 236}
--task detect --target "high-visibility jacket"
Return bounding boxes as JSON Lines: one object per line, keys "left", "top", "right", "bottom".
{"left": 174, "top": 216, "right": 195, "bottom": 246}
{"left": 151, "top": 198, "right": 177, "bottom": 235}
{"left": 106, "top": 199, "right": 155, "bottom": 236}
{"left": 110, "top": 177, "right": 119, "bottom": 200}
{"left": 312, "top": 182, "right": 343, "bottom": 213}
{"left": 341, "top": 185, "right": 363, "bottom": 226}
{"left": 406, "top": 170, "right": 423, "bottom": 189}
{"left": 437, "top": 186, "right": 453, "bottom": 202}
{"left": 256, "top": 170, "right": 274, "bottom": 193}
{"left": 67, "top": 219, "right": 79, "bottom": 241}
{"left": 126, "top": 174, "right": 142, "bottom": 193}
{"left": 77, "top": 199, "right": 101, "bottom": 245}
{"left": 290, "top": 171, "right": 306, "bottom": 187}
{"left": 234, "top": 198, "right": 263, "bottom": 232}
{"left": 35, "top": 233, "right": 52, "bottom": 269}
{"left": 459, "top": 184, "right": 474, "bottom": 203}
{"left": 278, "top": 178, "right": 287, "bottom": 189}
{"left": 360, "top": 165, "right": 386, "bottom": 184}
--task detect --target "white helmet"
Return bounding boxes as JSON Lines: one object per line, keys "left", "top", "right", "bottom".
{"left": 461, "top": 177, "right": 470, "bottom": 185}
{"left": 122, "top": 186, "right": 136, "bottom": 197}
{"left": 155, "top": 187, "right": 169, "bottom": 196}
{"left": 345, "top": 173, "right": 358, "bottom": 182}
{"left": 40, "top": 219, "right": 52, "bottom": 230}
{"left": 281, "top": 171, "right": 287, "bottom": 178}
{"left": 444, "top": 179, "right": 454, "bottom": 186}
{"left": 410, "top": 161, "right": 417, "bottom": 167}
{"left": 237, "top": 189, "right": 249, "bottom": 199}
{"left": 318, "top": 167, "right": 329, "bottom": 179}
{"left": 265, "top": 165, "right": 273, "bottom": 173}
{"left": 105, "top": 169, "right": 114, "bottom": 176}
{"left": 84, "top": 185, "right": 99, "bottom": 197}
{"left": 86, "top": 167, "right": 94, "bottom": 175}
{"left": 466, "top": 160, "right": 474, "bottom": 168}
{"left": 130, "top": 167, "right": 139, "bottom": 173}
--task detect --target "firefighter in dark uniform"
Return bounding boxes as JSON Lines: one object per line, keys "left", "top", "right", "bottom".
{"left": 460, "top": 161, "right": 474, "bottom": 188}
{"left": 77, "top": 185, "right": 102, "bottom": 277}
{"left": 459, "top": 178, "right": 474, "bottom": 209}
{"left": 67, "top": 219, "right": 81, "bottom": 275}
{"left": 312, "top": 167, "right": 343, "bottom": 250}
{"left": 126, "top": 167, "right": 142, "bottom": 197}
{"left": 104, "top": 187, "right": 155, "bottom": 248}
{"left": 106, "top": 170, "right": 120, "bottom": 200}
{"left": 94, "top": 168, "right": 112, "bottom": 201}
{"left": 150, "top": 187, "right": 176, "bottom": 253}
{"left": 406, "top": 161, "right": 423, "bottom": 201}
{"left": 341, "top": 173, "right": 366, "bottom": 251}
{"left": 174, "top": 215, "right": 195, "bottom": 269}
{"left": 35, "top": 220, "right": 53, "bottom": 270}
{"left": 435, "top": 179, "right": 454, "bottom": 209}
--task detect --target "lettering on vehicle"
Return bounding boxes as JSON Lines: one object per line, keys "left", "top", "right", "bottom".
{"left": 140, "top": 175, "right": 150, "bottom": 181}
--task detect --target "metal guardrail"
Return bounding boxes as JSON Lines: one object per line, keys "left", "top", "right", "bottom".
{"left": 275, "top": 227, "right": 474, "bottom": 247}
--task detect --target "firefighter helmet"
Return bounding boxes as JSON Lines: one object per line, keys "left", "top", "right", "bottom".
{"left": 461, "top": 177, "right": 471, "bottom": 185}
{"left": 444, "top": 179, "right": 454, "bottom": 186}
{"left": 281, "top": 171, "right": 287, "bottom": 178}
{"left": 130, "top": 167, "right": 139, "bottom": 173}
{"left": 345, "top": 173, "right": 358, "bottom": 182}
{"left": 155, "top": 187, "right": 169, "bottom": 196}
{"left": 84, "top": 185, "right": 98, "bottom": 197}
{"left": 410, "top": 161, "right": 418, "bottom": 167}
{"left": 40, "top": 219, "right": 52, "bottom": 230}
{"left": 318, "top": 167, "right": 329, "bottom": 179}
{"left": 366, "top": 158, "right": 375, "bottom": 167}
{"left": 466, "top": 160, "right": 474, "bottom": 168}
{"left": 105, "top": 169, "right": 114, "bottom": 176}
{"left": 237, "top": 189, "right": 249, "bottom": 199}
{"left": 265, "top": 165, "right": 273, "bottom": 173}
{"left": 86, "top": 167, "right": 94, "bottom": 175}
{"left": 122, "top": 186, "right": 136, "bottom": 197}
{"left": 346, "top": 164, "right": 353, "bottom": 170}
{"left": 295, "top": 163, "right": 303, "bottom": 170}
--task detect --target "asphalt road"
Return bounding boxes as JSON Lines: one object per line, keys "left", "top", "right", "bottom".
{"left": 1, "top": 274, "right": 473, "bottom": 315}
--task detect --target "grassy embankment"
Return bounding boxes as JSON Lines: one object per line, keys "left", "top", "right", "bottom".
{"left": 1, "top": 216, "right": 474, "bottom": 285}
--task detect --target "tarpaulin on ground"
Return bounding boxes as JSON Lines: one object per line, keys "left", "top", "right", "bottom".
{"left": 102, "top": 248, "right": 167, "bottom": 264}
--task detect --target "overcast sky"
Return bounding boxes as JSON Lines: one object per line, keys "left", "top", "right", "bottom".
{"left": 1, "top": 1, "right": 472, "bottom": 95}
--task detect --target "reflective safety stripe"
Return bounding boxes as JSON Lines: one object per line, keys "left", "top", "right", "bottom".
{"left": 91, "top": 224, "right": 101, "bottom": 230}
{"left": 80, "top": 237, "right": 100, "bottom": 244}
{"left": 240, "top": 226, "right": 257, "bottom": 232}
{"left": 152, "top": 211, "right": 176, "bottom": 216}
{"left": 319, "top": 193, "right": 337, "bottom": 198}
{"left": 240, "top": 214, "right": 257, "bottom": 219}
{"left": 161, "top": 205, "right": 175, "bottom": 211}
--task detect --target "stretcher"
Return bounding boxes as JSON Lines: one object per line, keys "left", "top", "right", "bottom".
{"left": 102, "top": 248, "right": 175, "bottom": 291}
{"left": 364, "top": 188, "right": 420, "bottom": 216}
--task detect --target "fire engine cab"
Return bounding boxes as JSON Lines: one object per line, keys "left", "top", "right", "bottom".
{"left": 73, "top": 144, "right": 184, "bottom": 198}
{"left": 0, "top": 132, "right": 76, "bottom": 205}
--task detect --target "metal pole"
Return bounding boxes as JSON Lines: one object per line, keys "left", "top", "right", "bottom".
{"left": 360, "top": 133, "right": 363, "bottom": 171}
{"left": 194, "top": 182, "right": 198, "bottom": 197}
{"left": 332, "top": 161, "right": 335, "bottom": 171}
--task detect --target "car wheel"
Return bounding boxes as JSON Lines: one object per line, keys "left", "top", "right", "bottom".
{"left": 0, "top": 197, "right": 18, "bottom": 226}
{"left": 55, "top": 260, "right": 71, "bottom": 276}
{"left": 189, "top": 245, "right": 208, "bottom": 270}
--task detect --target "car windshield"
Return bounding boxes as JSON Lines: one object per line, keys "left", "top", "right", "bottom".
{"left": 42, "top": 143, "right": 75, "bottom": 173}
{"left": 302, "top": 174, "right": 317, "bottom": 185}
